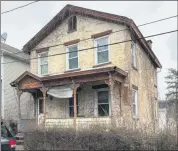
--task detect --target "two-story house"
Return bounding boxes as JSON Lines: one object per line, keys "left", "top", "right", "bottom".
{"left": 10, "top": 5, "right": 162, "bottom": 131}
{"left": 1, "top": 42, "right": 34, "bottom": 123}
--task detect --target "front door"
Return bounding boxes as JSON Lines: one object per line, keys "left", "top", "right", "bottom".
{"left": 38, "top": 98, "right": 44, "bottom": 125}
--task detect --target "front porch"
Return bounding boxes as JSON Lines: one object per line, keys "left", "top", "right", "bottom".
{"left": 11, "top": 66, "right": 128, "bottom": 130}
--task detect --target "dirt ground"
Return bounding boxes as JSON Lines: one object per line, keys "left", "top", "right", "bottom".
{"left": 16, "top": 145, "right": 24, "bottom": 150}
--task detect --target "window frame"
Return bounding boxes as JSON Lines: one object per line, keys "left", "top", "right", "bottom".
{"left": 132, "top": 88, "right": 138, "bottom": 119}
{"left": 38, "top": 51, "right": 49, "bottom": 75}
{"left": 94, "top": 35, "right": 110, "bottom": 65}
{"left": 131, "top": 41, "right": 136, "bottom": 68}
{"left": 96, "top": 88, "right": 110, "bottom": 117}
{"left": 66, "top": 43, "right": 79, "bottom": 70}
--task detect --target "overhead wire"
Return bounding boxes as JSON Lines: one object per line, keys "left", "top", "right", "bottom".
{"left": 1, "top": 29, "right": 177, "bottom": 65}
{"left": 1, "top": 1, "right": 40, "bottom": 15}
{"left": 2, "top": 14, "right": 177, "bottom": 56}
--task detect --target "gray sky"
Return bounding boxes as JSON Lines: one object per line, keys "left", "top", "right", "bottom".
{"left": 1, "top": 1, "right": 177, "bottom": 99}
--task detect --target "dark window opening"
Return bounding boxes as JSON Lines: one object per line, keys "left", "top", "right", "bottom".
{"left": 69, "top": 94, "right": 79, "bottom": 117}
{"left": 39, "top": 99, "right": 43, "bottom": 114}
{"left": 98, "top": 91, "right": 109, "bottom": 116}
{"left": 68, "top": 16, "right": 77, "bottom": 32}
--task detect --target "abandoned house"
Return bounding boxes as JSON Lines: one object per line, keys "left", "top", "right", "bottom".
{"left": 10, "top": 5, "right": 162, "bottom": 131}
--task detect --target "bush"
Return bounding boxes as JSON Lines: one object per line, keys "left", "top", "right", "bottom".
{"left": 24, "top": 126, "right": 177, "bottom": 150}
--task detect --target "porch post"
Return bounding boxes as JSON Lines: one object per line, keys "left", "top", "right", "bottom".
{"left": 16, "top": 89, "right": 23, "bottom": 132}
{"left": 73, "top": 87, "right": 77, "bottom": 127}
{"left": 105, "top": 73, "right": 116, "bottom": 127}
{"left": 71, "top": 81, "right": 80, "bottom": 128}
{"left": 40, "top": 86, "right": 47, "bottom": 126}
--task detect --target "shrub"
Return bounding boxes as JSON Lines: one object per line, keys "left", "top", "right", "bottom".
{"left": 24, "top": 126, "right": 177, "bottom": 150}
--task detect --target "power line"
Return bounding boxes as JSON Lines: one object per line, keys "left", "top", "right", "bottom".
{"left": 2, "top": 14, "right": 177, "bottom": 56}
{"left": 2, "top": 29, "right": 177, "bottom": 65}
{"left": 1, "top": 1, "right": 40, "bottom": 15}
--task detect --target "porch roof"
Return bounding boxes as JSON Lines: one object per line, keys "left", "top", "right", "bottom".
{"left": 10, "top": 66, "right": 128, "bottom": 90}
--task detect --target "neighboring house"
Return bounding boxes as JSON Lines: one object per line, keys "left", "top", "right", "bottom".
{"left": 1, "top": 42, "right": 34, "bottom": 122}
{"left": 10, "top": 5, "right": 162, "bottom": 131}
{"left": 158, "top": 100, "right": 176, "bottom": 132}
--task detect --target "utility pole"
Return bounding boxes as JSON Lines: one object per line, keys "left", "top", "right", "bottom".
{"left": 176, "top": 55, "right": 178, "bottom": 147}
{"left": 0, "top": 42, "right": 2, "bottom": 151}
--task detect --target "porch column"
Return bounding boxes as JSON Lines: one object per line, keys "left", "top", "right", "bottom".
{"left": 105, "top": 73, "right": 117, "bottom": 127}
{"left": 40, "top": 86, "right": 47, "bottom": 126}
{"left": 71, "top": 82, "right": 80, "bottom": 128}
{"left": 16, "top": 89, "right": 23, "bottom": 132}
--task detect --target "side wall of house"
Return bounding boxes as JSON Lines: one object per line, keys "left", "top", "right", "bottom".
{"left": 129, "top": 40, "right": 158, "bottom": 129}
{"left": 3, "top": 55, "right": 35, "bottom": 121}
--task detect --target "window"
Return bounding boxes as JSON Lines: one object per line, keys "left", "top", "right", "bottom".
{"left": 132, "top": 89, "right": 138, "bottom": 118}
{"left": 67, "top": 44, "right": 79, "bottom": 70}
{"left": 98, "top": 90, "right": 109, "bottom": 116}
{"left": 38, "top": 52, "right": 48, "bottom": 75}
{"left": 68, "top": 16, "right": 77, "bottom": 32}
{"left": 69, "top": 94, "right": 79, "bottom": 117}
{"left": 131, "top": 41, "right": 136, "bottom": 67}
{"left": 95, "top": 36, "right": 109, "bottom": 64}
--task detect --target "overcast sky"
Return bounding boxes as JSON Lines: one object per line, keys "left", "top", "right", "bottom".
{"left": 1, "top": 1, "right": 177, "bottom": 99}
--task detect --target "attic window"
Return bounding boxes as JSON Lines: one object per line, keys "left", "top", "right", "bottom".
{"left": 68, "top": 16, "right": 77, "bottom": 32}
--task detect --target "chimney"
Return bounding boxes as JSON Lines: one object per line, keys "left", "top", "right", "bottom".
{"left": 147, "top": 40, "right": 152, "bottom": 49}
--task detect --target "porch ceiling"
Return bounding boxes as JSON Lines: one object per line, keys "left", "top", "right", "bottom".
{"left": 10, "top": 66, "right": 128, "bottom": 90}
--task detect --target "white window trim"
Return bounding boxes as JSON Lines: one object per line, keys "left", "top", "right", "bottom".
{"left": 38, "top": 52, "right": 49, "bottom": 75}
{"left": 96, "top": 88, "right": 111, "bottom": 117}
{"left": 66, "top": 43, "right": 79, "bottom": 70}
{"left": 131, "top": 41, "right": 136, "bottom": 68}
{"left": 132, "top": 89, "right": 138, "bottom": 119}
{"left": 94, "top": 35, "right": 110, "bottom": 65}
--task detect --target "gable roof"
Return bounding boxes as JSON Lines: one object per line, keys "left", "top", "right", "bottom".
{"left": 1, "top": 42, "right": 29, "bottom": 63}
{"left": 10, "top": 71, "right": 42, "bottom": 87}
{"left": 22, "top": 4, "right": 162, "bottom": 68}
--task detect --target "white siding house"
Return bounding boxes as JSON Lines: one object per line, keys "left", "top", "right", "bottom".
{"left": 1, "top": 42, "right": 34, "bottom": 121}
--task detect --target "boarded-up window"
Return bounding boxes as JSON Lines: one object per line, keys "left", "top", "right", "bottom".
{"left": 39, "top": 99, "right": 43, "bottom": 114}
{"left": 132, "top": 89, "right": 138, "bottom": 118}
{"left": 68, "top": 16, "right": 77, "bottom": 32}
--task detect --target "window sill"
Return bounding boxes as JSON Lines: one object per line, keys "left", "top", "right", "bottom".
{"left": 93, "top": 62, "right": 112, "bottom": 68}
{"left": 132, "top": 65, "right": 138, "bottom": 71}
{"left": 39, "top": 73, "right": 49, "bottom": 76}
{"left": 64, "top": 68, "right": 81, "bottom": 73}
{"left": 67, "top": 29, "right": 77, "bottom": 34}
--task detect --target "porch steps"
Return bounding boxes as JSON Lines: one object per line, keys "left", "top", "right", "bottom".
{"left": 15, "top": 133, "right": 24, "bottom": 145}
